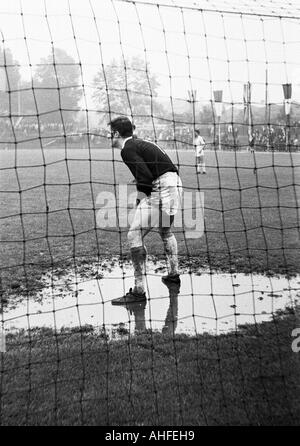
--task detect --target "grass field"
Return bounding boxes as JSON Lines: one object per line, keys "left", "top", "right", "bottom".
{"left": 0, "top": 147, "right": 299, "bottom": 294}
{"left": 1, "top": 313, "right": 300, "bottom": 426}
{"left": 0, "top": 146, "right": 300, "bottom": 425}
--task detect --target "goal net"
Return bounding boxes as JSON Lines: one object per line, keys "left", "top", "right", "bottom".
{"left": 0, "top": 0, "right": 299, "bottom": 426}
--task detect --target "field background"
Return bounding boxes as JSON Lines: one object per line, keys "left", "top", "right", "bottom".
{"left": 0, "top": 146, "right": 299, "bottom": 296}
{"left": 1, "top": 146, "right": 300, "bottom": 426}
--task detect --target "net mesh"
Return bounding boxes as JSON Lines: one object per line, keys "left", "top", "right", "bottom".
{"left": 0, "top": 0, "right": 299, "bottom": 426}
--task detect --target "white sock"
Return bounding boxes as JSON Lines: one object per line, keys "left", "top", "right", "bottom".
{"left": 162, "top": 234, "right": 179, "bottom": 276}
{"left": 130, "top": 246, "right": 147, "bottom": 293}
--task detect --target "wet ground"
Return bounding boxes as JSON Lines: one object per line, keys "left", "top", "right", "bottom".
{"left": 2, "top": 261, "right": 300, "bottom": 338}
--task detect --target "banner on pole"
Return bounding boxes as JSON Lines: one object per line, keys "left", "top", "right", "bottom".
{"left": 188, "top": 89, "right": 197, "bottom": 102}
{"left": 213, "top": 90, "right": 223, "bottom": 102}
{"left": 282, "top": 83, "right": 292, "bottom": 100}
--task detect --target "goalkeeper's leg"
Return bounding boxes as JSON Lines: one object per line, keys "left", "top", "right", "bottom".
{"left": 199, "top": 154, "right": 206, "bottom": 174}
{"left": 159, "top": 218, "right": 180, "bottom": 285}
{"left": 127, "top": 199, "right": 154, "bottom": 294}
{"left": 112, "top": 201, "right": 154, "bottom": 305}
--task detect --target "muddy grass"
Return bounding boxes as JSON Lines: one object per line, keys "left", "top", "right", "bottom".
{"left": 2, "top": 260, "right": 300, "bottom": 339}
{"left": 1, "top": 259, "right": 299, "bottom": 425}
{"left": 1, "top": 149, "right": 299, "bottom": 301}
{"left": 1, "top": 149, "right": 299, "bottom": 425}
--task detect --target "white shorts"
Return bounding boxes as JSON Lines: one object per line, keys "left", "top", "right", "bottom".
{"left": 196, "top": 147, "right": 204, "bottom": 157}
{"left": 130, "top": 172, "right": 182, "bottom": 235}
{"left": 150, "top": 172, "right": 182, "bottom": 216}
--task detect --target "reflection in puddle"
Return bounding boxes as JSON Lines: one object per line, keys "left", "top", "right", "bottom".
{"left": 2, "top": 263, "right": 300, "bottom": 338}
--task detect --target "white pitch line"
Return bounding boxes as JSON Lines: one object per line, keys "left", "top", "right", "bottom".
{"left": 44, "top": 139, "right": 57, "bottom": 147}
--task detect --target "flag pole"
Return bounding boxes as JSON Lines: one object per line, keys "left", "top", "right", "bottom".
{"left": 282, "top": 83, "right": 292, "bottom": 151}
{"left": 213, "top": 90, "right": 223, "bottom": 151}
{"left": 265, "top": 68, "right": 270, "bottom": 150}
{"left": 188, "top": 89, "right": 197, "bottom": 139}
{"left": 247, "top": 82, "right": 252, "bottom": 150}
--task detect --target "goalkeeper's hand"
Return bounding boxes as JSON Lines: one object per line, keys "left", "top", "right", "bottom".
{"left": 128, "top": 198, "right": 142, "bottom": 209}
{"left": 136, "top": 191, "right": 147, "bottom": 206}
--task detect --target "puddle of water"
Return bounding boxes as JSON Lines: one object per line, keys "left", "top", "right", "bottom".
{"left": 2, "top": 263, "right": 300, "bottom": 338}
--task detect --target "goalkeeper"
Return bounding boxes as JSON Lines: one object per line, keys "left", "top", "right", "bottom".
{"left": 108, "top": 117, "right": 182, "bottom": 305}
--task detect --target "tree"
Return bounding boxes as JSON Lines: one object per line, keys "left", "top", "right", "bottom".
{"left": 25, "top": 48, "right": 82, "bottom": 125}
{"left": 199, "top": 104, "right": 214, "bottom": 125}
{"left": 92, "top": 56, "right": 164, "bottom": 125}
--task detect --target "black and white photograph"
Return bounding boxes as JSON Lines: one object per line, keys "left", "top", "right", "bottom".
{"left": 0, "top": 0, "right": 299, "bottom": 428}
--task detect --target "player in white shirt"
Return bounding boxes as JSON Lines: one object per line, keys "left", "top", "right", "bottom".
{"left": 193, "top": 129, "right": 206, "bottom": 174}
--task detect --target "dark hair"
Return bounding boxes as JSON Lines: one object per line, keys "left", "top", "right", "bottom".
{"left": 194, "top": 129, "right": 200, "bottom": 135}
{"left": 108, "top": 116, "right": 135, "bottom": 137}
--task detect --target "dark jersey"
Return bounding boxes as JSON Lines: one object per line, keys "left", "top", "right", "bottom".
{"left": 121, "top": 137, "right": 178, "bottom": 196}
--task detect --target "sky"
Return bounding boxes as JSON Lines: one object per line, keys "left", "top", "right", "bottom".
{"left": 0, "top": 0, "right": 299, "bottom": 114}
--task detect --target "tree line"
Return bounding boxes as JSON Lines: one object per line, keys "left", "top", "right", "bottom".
{"left": 0, "top": 47, "right": 163, "bottom": 127}
{"left": 1, "top": 46, "right": 299, "bottom": 131}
